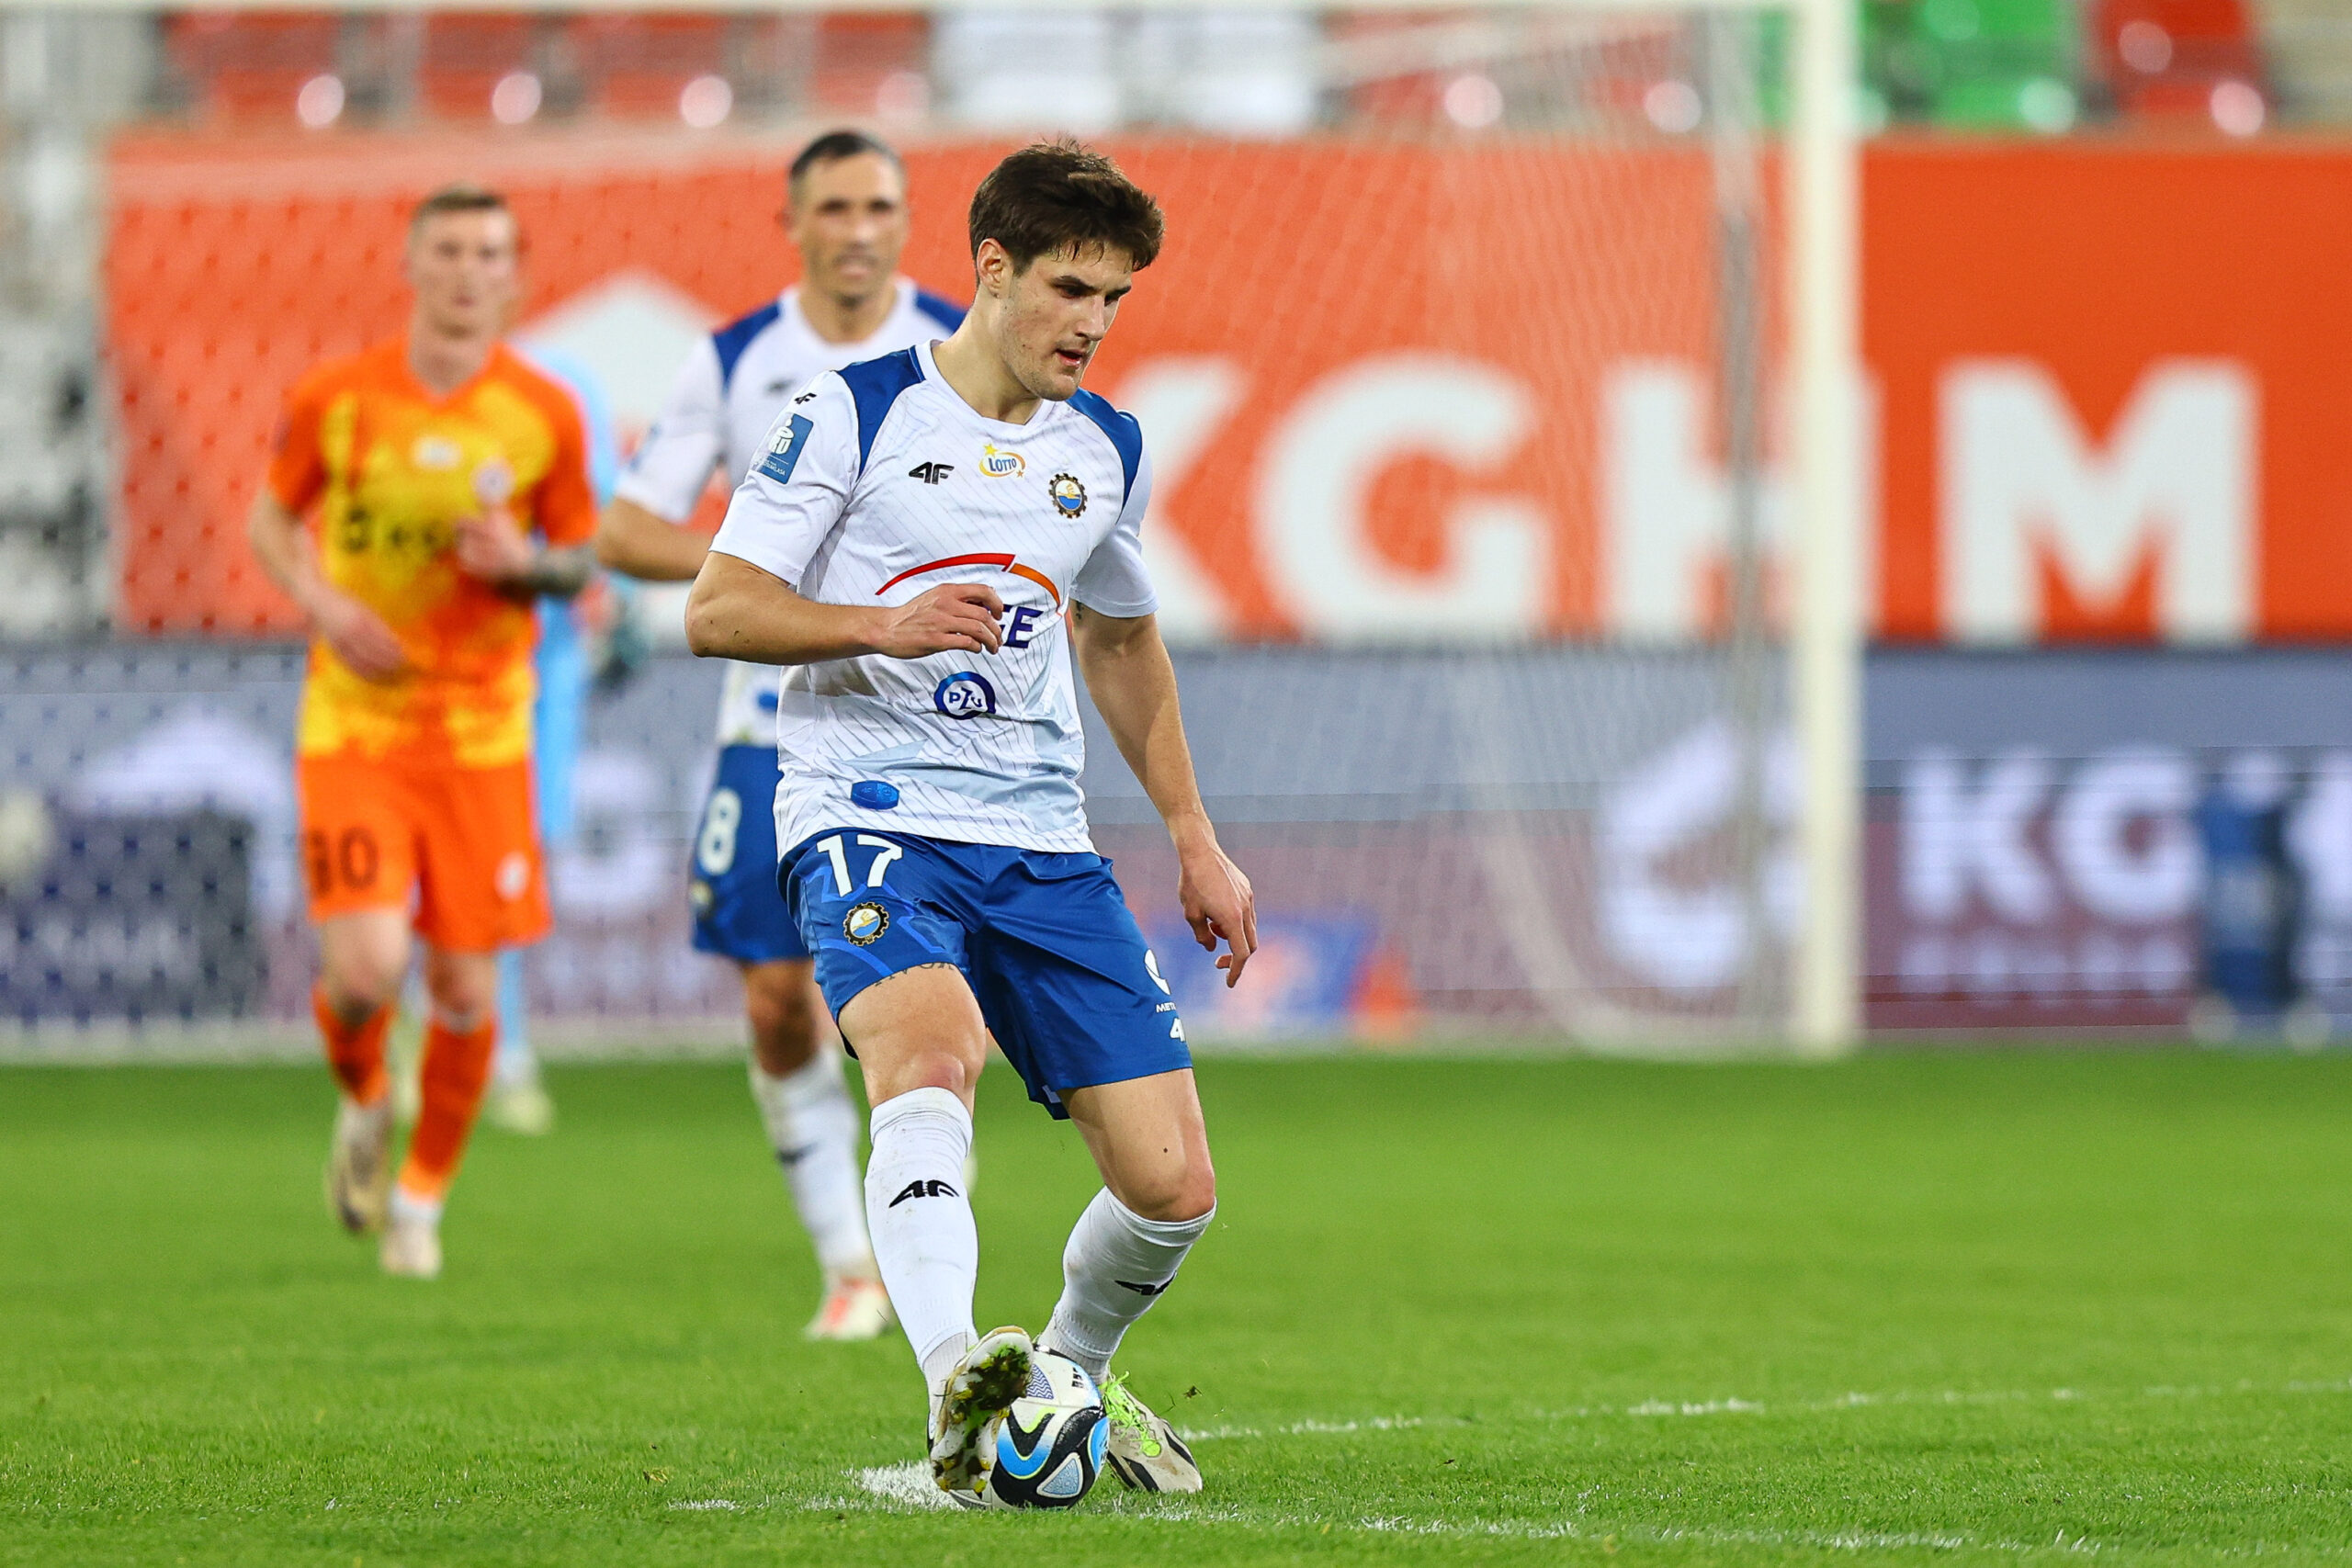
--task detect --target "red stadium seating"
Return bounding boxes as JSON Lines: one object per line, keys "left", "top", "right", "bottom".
{"left": 164, "top": 11, "right": 341, "bottom": 124}
{"left": 571, "top": 15, "right": 732, "bottom": 120}
{"left": 2091, "top": 0, "right": 2267, "bottom": 122}
{"left": 809, "top": 13, "right": 929, "bottom": 116}
{"left": 418, "top": 12, "right": 540, "bottom": 122}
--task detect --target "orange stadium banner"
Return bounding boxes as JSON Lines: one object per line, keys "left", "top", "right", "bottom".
{"left": 107, "top": 132, "right": 2352, "bottom": 645}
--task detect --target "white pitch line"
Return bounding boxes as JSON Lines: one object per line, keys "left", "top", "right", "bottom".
{"left": 844, "top": 1462, "right": 956, "bottom": 1512}
{"left": 832, "top": 1465, "right": 2107, "bottom": 1557}
{"left": 818, "top": 1379, "right": 2352, "bottom": 1556}
{"left": 1176, "top": 1375, "right": 2352, "bottom": 1442}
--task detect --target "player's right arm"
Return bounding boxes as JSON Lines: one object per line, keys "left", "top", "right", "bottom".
{"left": 248, "top": 373, "right": 407, "bottom": 682}
{"left": 688, "top": 556, "right": 1004, "bottom": 664}
{"left": 595, "top": 342, "right": 726, "bottom": 583}
{"left": 684, "top": 376, "right": 1005, "bottom": 665}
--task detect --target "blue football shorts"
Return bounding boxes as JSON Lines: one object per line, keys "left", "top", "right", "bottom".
{"left": 779, "top": 829, "right": 1193, "bottom": 1119}
{"left": 688, "top": 745, "right": 811, "bottom": 964}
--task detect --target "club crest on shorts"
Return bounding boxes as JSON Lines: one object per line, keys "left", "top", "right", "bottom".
{"left": 843, "top": 901, "right": 890, "bottom": 946}
{"left": 1047, "top": 473, "right": 1088, "bottom": 517}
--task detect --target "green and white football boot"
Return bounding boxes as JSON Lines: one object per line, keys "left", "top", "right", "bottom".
{"left": 1101, "top": 1373, "right": 1202, "bottom": 1494}
{"left": 929, "top": 1325, "right": 1034, "bottom": 1502}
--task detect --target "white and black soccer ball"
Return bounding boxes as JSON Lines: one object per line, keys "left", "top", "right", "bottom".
{"left": 979, "top": 1350, "right": 1108, "bottom": 1510}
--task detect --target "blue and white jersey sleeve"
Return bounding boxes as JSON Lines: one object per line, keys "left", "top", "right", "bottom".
{"left": 709, "top": 375, "right": 861, "bottom": 591}
{"left": 1071, "top": 445, "right": 1158, "bottom": 618}
{"left": 613, "top": 338, "right": 725, "bottom": 523}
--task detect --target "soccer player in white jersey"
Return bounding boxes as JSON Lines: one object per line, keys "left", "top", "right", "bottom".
{"left": 596, "top": 131, "right": 964, "bottom": 1341}
{"left": 684, "top": 141, "right": 1255, "bottom": 1501}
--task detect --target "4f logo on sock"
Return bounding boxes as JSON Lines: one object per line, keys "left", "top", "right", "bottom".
{"left": 1115, "top": 1277, "right": 1173, "bottom": 1297}
{"left": 888, "top": 1178, "right": 961, "bottom": 1207}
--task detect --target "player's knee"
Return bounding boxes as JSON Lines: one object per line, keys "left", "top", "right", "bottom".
{"left": 745, "top": 965, "right": 822, "bottom": 1074}
{"left": 856, "top": 1039, "right": 981, "bottom": 1103}
{"left": 321, "top": 949, "right": 403, "bottom": 1018}
{"left": 1121, "top": 1156, "right": 1216, "bottom": 1224}
{"left": 424, "top": 955, "right": 497, "bottom": 1031}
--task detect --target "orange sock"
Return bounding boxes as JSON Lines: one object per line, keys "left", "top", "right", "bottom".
{"left": 397, "top": 1018, "right": 498, "bottom": 1201}
{"left": 312, "top": 987, "right": 390, "bottom": 1106}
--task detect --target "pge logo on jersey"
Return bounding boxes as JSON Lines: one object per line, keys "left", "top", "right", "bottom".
{"left": 933, "top": 671, "right": 998, "bottom": 719}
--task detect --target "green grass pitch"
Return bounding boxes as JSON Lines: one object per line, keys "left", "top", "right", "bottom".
{"left": 9, "top": 1049, "right": 2352, "bottom": 1566}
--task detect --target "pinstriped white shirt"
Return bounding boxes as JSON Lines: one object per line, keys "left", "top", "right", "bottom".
{"left": 708, "top": 339, "right": 1157, "bottom": 856}
{"left": 615, "top": 280, "right": 965, "bottom": 747}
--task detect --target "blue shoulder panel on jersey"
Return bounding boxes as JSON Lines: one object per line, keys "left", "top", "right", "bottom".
{"left": 913, "top": 289, "right": 967, "bottom": 333}
{"left": 1067, "top": 389, "right": 1143, "bottom": 506}
{"left": 837, "top": 348, "right": 926, "bottom": 475}
{"left": 711, "top": 301, "right": 783, "bottom": 393}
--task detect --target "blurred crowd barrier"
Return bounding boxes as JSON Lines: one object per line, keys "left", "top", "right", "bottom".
{"left": 12, "top": 645, "right": 2352, "bottom": 1047}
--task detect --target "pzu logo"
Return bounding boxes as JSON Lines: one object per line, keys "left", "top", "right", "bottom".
{"left": 933, "top": 671, "right": 997, "bottom": 719}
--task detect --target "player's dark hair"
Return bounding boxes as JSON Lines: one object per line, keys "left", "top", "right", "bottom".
{"left": 788, "top": 130, "right": 906, "bottom": 202}
{"left": 408, "top": 183, "right": 512, "bottom": 238}
{"left": 967, "top": 141, "right": 1163, "bottom": 272}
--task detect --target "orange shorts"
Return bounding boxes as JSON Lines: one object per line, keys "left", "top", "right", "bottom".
{"left": 296, "top": 753, "right": 550, "bottom": 952}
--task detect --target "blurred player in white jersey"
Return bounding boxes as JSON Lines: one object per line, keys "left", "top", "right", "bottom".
{"left": 685, "top": 141, "right": 1256, "bottom": 1503}
{"left": 596, "top": 131, "right": 964, "bottom": 1340}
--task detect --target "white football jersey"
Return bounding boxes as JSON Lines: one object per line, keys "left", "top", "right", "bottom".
{"left": 614, "top": 279, "right": 965, "bottom": 746}
{"left": 707, "top": 339, "right": 1157, "bottom": 856}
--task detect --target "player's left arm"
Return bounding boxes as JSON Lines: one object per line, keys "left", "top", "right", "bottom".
{"left": 1072, "top": 606, "right": 1256, "bottom": 987}
{"left": 1069, "top": 441, "right": 1257, "bottom": 986}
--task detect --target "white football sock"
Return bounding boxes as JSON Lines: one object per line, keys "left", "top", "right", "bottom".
{"left": 1041, "top": 1189, "right": 1214, "bottom": 1382}
{"left": 864, "top": 1087, "right": 979, "bottom": 1386}
{"left": 388, "top": 1185, "right": 442, "bottom": 1228}
{"left": 750, "top": 1053, "right": 876, "bottom": 1278}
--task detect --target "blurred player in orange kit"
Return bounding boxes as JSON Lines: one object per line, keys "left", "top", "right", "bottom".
{"left": 246, "top": 184, "right": 598, "bottom": 1280}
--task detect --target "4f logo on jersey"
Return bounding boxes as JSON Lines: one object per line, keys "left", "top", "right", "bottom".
{"left": 979, "top": 443, "right": 1024, "bottom": 479}
{"left": 1048, "top": 473, "right": 1088, "bottom": 517}
{"left": 888, "top": 1179, "right": 960, "bottom": 1207}
{"left": 908, "top": 461, "right": 955, "bottom": 485}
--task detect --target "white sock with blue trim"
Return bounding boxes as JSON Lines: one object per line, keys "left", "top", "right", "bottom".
{"left": 864, "top": 1087, "right": 979, "bottom": 1388}
{"left": 1041, "top": 1189, "right": 1214, "bottom": 1383}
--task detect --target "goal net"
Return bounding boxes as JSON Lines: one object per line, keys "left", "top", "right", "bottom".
{"left": 2, "top": 0, "right": 1857, "bottom": 1054}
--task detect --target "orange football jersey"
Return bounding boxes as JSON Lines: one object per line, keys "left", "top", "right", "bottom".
{"left": 268, "top": 336, "right": 596, "bottom": 768}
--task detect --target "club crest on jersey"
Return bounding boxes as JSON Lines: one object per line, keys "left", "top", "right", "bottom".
{"left": 843, "top": 901, "right": 889, "bottom": 946}
{"left": 979, "top": 444, "right": 1024, "bottom": 479}
{"left": 933, "top": 671, "right": 998, "bottom": 720}
{"left": 472, "top": 461, "right": 515, "bottom": 507}
{"left": 1048, "top": 473, "right": 1088, "bottom": 517}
